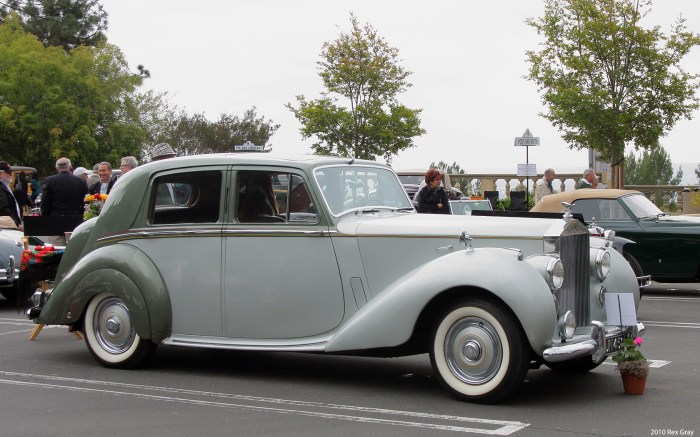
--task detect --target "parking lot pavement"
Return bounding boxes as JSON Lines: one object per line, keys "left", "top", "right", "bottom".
{"left": 645, "top": 281, "right": 700, "bottom": 296}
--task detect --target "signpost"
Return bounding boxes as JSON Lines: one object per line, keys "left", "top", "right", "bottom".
{"left": 234, "top": 141, "right": 267, "bottom": 152}
{"left": 514, "top": 129, "right": 540, "bottom": 207}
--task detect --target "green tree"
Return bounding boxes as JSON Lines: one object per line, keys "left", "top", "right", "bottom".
{"left": 625, "top": 146, "right": 683, "bottom": 185}
{"left": 695, "top": 164, "right": 700, "bottom": 183}
{"left": 157, "top": 108, "right": 280, "bottom": 159}
{"left": 0, "top": 0, "right": 108, "bottom": 51}
{"left": 287, "top": 13, "right": 425, "bottom": 163}
{"left": 0, "top": 15, "right": 147, "bottom": 175}
{"left": 526, "top": 0, "right": 700, "bottom": 189}
{"left": 625, "top": 145, "right": 682, "bottom": 207}
{"left": 430, "top": 160, "right": 475, "bottom": 195}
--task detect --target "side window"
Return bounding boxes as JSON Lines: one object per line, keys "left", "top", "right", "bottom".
{"left": 237, "top": 171, "right": 317, "bottom": 224}
{"left": 150, "top": 171, "right": 222, "bottom": 225}
{"left": 574, "top": 199, "right": 629, "bottom": 222}
{"left": 572, "top": 199, "right": 602, "bottom": 222}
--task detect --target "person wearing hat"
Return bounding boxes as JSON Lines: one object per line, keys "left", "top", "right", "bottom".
{"left": 0, "top": 161, "right": 23, "bottom": 230}
{"left": 41, "top": 157, "right": 88, "bottom": 217}
{"left": 73, "top": 167, "right": 90, "bottom": 182}
{"left": 151, "top": 143, "right": 176, "bottom": 161}
{"left": 151, "top": 143, "right": 177, "bottom": 205}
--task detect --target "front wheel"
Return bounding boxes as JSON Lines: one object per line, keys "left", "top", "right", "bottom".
{"left": 429, "top": 299, "right": 529, "bottom": 404}
{"left": 83, "top": 292, "right": 156, "bottom": 369}
{"left": 623, "top": 252, "right": 644, "bottom": 277}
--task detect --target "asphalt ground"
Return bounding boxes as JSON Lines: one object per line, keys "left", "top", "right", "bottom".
{"left": 645, "top": 281, "right": 700, "bottom": 296}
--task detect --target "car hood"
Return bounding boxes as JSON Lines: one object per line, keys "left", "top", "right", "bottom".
{"left": 0, "top": 229, "right": 24, "bottom": 245}
{"left": 337, "top": 212, "right": 563, "bottom": 239}
{"left": 644, "top": 214, "right": 700, "bottom": 231}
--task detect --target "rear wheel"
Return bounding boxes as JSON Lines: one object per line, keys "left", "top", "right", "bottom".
{"left": 83, "top": 292, "right": 156, "bottom": 369}
{"left": 429, "top": 299, "right": 529, "bottom": 404}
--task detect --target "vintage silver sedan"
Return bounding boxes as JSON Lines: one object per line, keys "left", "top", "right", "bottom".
{"left": 28, "top": 154, "right": 642, "bottom": 403}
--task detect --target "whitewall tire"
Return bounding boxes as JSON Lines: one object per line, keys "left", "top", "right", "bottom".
{"left": 83, "top": 292, "right": 156, "bottom": 369}
{"left": 429, "top": 299, "right": 529, "bottom": 403}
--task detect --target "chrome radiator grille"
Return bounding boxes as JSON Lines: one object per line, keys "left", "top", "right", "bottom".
{"left": 558, "top": 225, "right": 590, "bottom": 326}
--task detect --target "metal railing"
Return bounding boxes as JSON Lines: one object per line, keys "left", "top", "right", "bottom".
{"left": 446, "top": 173, "right": 700, "bottom": 213}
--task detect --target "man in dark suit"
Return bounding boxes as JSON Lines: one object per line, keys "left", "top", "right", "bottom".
{"left": 89, "top": 162, "right": 118, "bottom": 195}
{"left": 0, "top": 161, "right": 23, "bottom": 230}
{"left": 41, "top": 157, "right": 88, "bottom": 216}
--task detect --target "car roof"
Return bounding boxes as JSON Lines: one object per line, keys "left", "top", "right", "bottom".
{"left": 530, "top": 189, "right": 642, "bottom": 212}
{"left": 147, "top": 153, "right": 380, "bottom": 169}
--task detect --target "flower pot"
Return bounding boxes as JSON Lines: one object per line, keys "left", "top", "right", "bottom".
{"left": 621, "top": 372, "right": 647, "bottom": 395}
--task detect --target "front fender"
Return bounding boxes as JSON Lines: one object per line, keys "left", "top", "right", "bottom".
{"left": 612, "top": 236, "right": 635, "bottom": 254}
{"left": 325, "top": 247, "right": 557, "bottom": 354}
{"left": 38, "top": 244, "right": 171, "bottom": 342}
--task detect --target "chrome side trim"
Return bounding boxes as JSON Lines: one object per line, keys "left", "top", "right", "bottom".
{"left": 98, "top": 228, "right": 332, "bottom": 244}
{"left": 163, "top": 334, "right": 331, "bottom": 352}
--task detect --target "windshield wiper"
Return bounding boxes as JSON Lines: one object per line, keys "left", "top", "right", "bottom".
{"left": 355, "top": 208, "right": 381, "bottom": 215}
{"left": 640, "top": 212, "right": 669, "bottom": 221}
{"left": 394, "top": 207, "right": 416, "bottom": 212}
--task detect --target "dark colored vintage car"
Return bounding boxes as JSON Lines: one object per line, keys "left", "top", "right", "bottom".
{"left": 532, "top": 189, "right": 700, "bottom": 282}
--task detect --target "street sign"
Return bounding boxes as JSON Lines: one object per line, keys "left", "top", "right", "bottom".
{"left": 517, "top": 163, "right": 537, "bottom": 177}
{"left": 514, "top": 128, "right": 540, "bottom": 147}
{"left": 234, "top": 141, "right": 266, "bottom": 152}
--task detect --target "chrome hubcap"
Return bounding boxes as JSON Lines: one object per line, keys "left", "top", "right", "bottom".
{"left": 444, "top": 317, "right": 503, "bottom": 384}
{"left": 93, "top": 297, "right": 135, "bottom": 355}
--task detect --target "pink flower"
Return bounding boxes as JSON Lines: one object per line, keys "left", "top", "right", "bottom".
{"left": 633, "top": 337, "right": 644, "bottom": 346}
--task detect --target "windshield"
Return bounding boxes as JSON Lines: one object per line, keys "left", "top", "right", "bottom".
{"left": 398, "top": 175, "right": 424, "bottom": 185}
{"left": 622, "top": 193, "right": 664, "bottom": 219}
{"left": 314, "top": 165, "right": 414, "bottom": 216}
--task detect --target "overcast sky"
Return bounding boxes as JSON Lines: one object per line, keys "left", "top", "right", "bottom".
{"left": 101, "top": 0, "right": 699, "bottom": 180}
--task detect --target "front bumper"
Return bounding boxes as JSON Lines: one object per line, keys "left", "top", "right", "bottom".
{"left": 542, "top": 321, "right": 645, "bottom": 363}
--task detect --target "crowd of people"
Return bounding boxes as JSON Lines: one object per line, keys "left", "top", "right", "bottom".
{"left": 415, "top": 166, "right": 600, "bottom": 214}
{"left": 0, "top": 143, "right": 176, "bottom": 234}
{"left": 4, "top": 146, "right": 603, "bottom": 228}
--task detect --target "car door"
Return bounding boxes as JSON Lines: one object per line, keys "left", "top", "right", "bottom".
{"left": 222, "top": 168, "right": 344, "bottom": 340}
{"left": 132, "top": 167, "right": 226, "bottom": 337}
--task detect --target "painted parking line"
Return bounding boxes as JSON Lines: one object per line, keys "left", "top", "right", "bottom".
{"left": 643, "top": 296, "right": 700, "bottom": 302}
{"left": 602, "top": 359, "right": 670, "bottom": 368}
{"left": 0, "top": 371, "right": 529, "bottom": 435}
{"left": 641, "top": 320, "right": 700, "bottom": 329}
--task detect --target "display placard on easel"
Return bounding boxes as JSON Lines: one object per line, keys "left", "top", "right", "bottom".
{"left": 604, "top": 293, "right": 637, "bottom": 326}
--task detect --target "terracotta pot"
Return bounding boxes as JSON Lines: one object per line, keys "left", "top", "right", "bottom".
{"left": 621, "top": 372, "right": 647, "bottom": 395}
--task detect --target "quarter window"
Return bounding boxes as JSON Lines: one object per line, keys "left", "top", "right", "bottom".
{"left": 150, "top": 171, "right": 222, "bottom": 224}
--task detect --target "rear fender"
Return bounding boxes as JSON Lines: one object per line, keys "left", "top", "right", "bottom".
{"left": 37, "top": 244, "right": 171, "bottom": 342}
{"left": 325, "top": 247, "right": 557, "bottom": 354}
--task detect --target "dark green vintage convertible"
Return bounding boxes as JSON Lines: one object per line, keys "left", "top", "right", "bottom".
{"left": 532, "top": 189, "right": 700, "bottom": 282}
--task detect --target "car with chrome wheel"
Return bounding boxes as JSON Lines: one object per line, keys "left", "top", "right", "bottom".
{"left": 26, "top": 154, "right": 641, "bottom": 403}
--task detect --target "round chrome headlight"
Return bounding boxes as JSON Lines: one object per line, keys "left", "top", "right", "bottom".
{"left": 595, "top": 249, "right": 611, "bottom": 280}
{"left": 558, "top": 310, "right": 576, "bottom": 340}
{"left": 546, "top": 258, "right": 565, "bottom": 291}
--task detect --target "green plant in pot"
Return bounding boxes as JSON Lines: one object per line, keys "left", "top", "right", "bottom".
{"left": 612, "top": 337, "right": 650, "bottom": 394}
